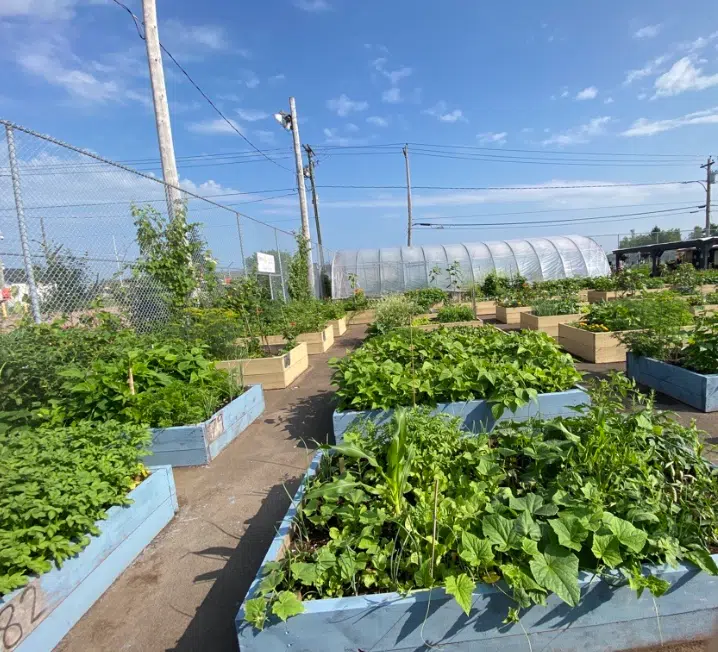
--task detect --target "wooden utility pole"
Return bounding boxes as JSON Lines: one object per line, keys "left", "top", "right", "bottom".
{"left": 142, "top": 0, "right": 182, "bottom": 217}
{"left": 303, "top": 145, "right": 325, "bottom": 271}
{"left": 402, "top": 144, "right": 413, "bottom": 247}
{"left": 701, "top": 157, "right": 714, "bottom": 236}
{"left": 288, "top": 97, "right": 315, "bottom": 294}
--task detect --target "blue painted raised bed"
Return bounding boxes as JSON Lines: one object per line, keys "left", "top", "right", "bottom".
{"left": 333, "top": 386, "right": 589, "bottom": 442}
{"left": 0, "top": 465, "right": 178, "bottom": 652}
{"left": 627, "top": 353, "right": 718, "bottom": 412}
{"left": 236, "top": 452, "right": 718, "bottom": 652}
{"left": 146, "top": 383, "right": 265, "bottom": 466}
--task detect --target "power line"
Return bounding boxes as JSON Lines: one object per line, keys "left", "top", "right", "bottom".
{"left": 317, "top": 180, "right": 698, "bottom": 191}
{"left": 414, "top": 206, "right": 702, "bottom": 228}
{"left": 109, "top": 0, "right": 291, "bottom": 172}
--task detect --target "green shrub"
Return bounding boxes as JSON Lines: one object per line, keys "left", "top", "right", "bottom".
{"left": 243, "top": 376, "right": 718, "bottom": 629}
{"left": 330, "top": 326, "right": 581, "bottom": 415}
{"left": 373, "top": 295, "right": 421, "bottom": 335}
{"left": 436, "top": 304, "right": 474, "bottom": 322}
{"left": 319, "top": 300, "right": 347, "bottom": 320}
{"left": 589, "top": 276, "right": 617, "bottom": 291}
{"left": 481, "top": 272, "right": 526, "bottom": 298}
{"left": 579, "top": 295, "right": 693, "bottom": 333}
{"left": 531, "top": 296, "right": 581, "bottom": 317}
{"left": 404, "top": 287, "right": 447, "bottom": 311}
{"left": 0, "top": 420, "right": 151, "bottom": 596}
{"left": 683, "top": 315, "right": 718, "bottom": 373}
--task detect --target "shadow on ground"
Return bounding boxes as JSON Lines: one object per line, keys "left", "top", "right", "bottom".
{"left": 168, "top": 481, "right": 300, "bottom": 652}
{"left": 281, "top": 389, "right": 336, "bottom": 446}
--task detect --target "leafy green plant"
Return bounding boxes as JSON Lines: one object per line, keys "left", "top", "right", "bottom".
{"left": 531, "top": 296, "right": 581, "bottom": 317}
{"left": 1, "top": 420, "right": 151, "bottom": 596}
{"left": 404, "top": 288, "right": 447, "bottom": 311}
{"left": 667, "top": 262, "right": 700, "bottom": 295}
{"left": 330, "top": 326, "right": 581, "bottom": 417}
{"left": 481, "top": 272, "right": 527, "bottom": 298}
{"left": 578, "top": 295, "right": 693, "bottom": 333}
{"left": 288, "top": 233, "right": 312, "bottom": 303}
{"left": 132, "top": 203, "right": 217, "bottom": 311}
{"left": 436, "top": 304, "right": 474, "bottom": 322}
{"left": 682, "top": 314, "right": 718, "bottom": 373}
{"left": 372, "top": 295, "right": 421, "bottom": 335}
{"left": 244, "top": 377, "right": 718, "bottom": 628}
{"left": 588, "top": 276, "right": 617, "bottom": 291}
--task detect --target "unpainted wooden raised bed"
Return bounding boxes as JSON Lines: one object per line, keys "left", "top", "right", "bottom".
{"left": 329, "top": 317, "right": 347, "bottom": 337}
{"left": 260, "top": 325, "right": 335, "bottom": 355}
{"left": 520, "top": 311, "right": 583, "bottom": 338}
{"left": 496, "top": 305, "right": 531, "bottom": 324}
{"left": 218, "top": 342, "right": 309, "bottom": 390}
{"left": 558, "top": 323, "right": 630, "bottom": 363}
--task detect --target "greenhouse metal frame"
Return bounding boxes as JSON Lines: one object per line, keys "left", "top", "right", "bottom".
{"left": 330, "top": 235, "right": 610, "bottom": 299}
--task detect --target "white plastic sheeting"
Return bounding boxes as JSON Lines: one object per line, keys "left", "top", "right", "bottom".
{"left": 331, "top": 235, "right": 610, "bottom": 299}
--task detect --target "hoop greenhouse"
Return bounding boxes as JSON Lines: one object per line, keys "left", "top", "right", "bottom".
{"left": 330, "top": 235, "right": 611, "bottom": 299}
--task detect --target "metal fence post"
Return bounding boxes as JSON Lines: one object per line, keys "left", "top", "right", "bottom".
{"left": 234, "top": 212, "right": 247, "bottom": 276}
{"left": 5, "top": 125, "right": 41, "bottom": 323}
{"left": 274, "top": 228, "right": 287, "bottom": 302}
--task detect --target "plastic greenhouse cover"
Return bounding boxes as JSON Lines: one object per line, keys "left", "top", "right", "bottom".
{"left": 331, "top": 235, "right": 611, "bottom": 299}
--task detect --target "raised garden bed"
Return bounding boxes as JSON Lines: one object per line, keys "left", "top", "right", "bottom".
{"left": 691, "top": 304, "right": 718, "bottom": 316}
{"left": 236, "top": 451, "right": 718, "bottom": 652}
{"left": 496, "top": 305, "right": 531, "bottom": 324}
{"left": 348, "top": 309, "right": 376, "bottom": 325}
{"left": 333, "top": 386, "right": 588, "bottom": 441}
{"left": 260, "top": 325, "right": 335, "bottom": 355}
{"left": 519, "top": 311, "right": 583, "bottom": 338}
{"left": 458, "top": 299, "right": 496, "bottom": 315}
{"left": 218, "top": 342, "right": 309, "bottom": 390}
{"left": 558, "top": 323, "right": 630, "bottom": 363}
{"left": 0, "top": 466, "right": 178, "bottom": 652}
{"left": 626, "top": 353, "right": 718, "bottom": 412}
{"left": 415, "top": 319, "right": 484, "bottom": 331}
{"left": 145, "top": 384, "right": 265, "bottom": 467}
{"left": 329, "top": 317, "right": 346, "bottom": 337}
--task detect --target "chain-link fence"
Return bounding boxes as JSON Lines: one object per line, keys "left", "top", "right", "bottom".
{"left": 0, "top": 120, "right": 327, "bottom": 327}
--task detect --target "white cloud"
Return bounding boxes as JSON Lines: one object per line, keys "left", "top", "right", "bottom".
{"left": 542, "top": 116, "right": 611, "bottom": 146}
{"left": 575, "top": 86, "right": 598, "bottom": 100}
{"left": 294, "top": 0, "right": 330, "bottom": 11}
{"left": 188, "top": 118, "right": 242, "bottom": 135}
{"left": 604, "top": 97, "right": 614, "bottom": 104}
{"left": 326, "top": 93, "right": 368, "bottom": 116}
{"left": 560, "top": 88, "right": 569, "bottom": 98}
{"left": 255, "top": 130, "right": 275, "bottom": 144}
{"left": 372, "top": 57, "right": 412, "bottom": 85}
{"left": 624, "top": 55, "right": 669, "bottom": 85}
{"left": 637, "top": 92, "right": 648, "bottom": 100}
{"left": 622, "top": 106, "right": 718, "bottom": 136}
{"left": 367, "top": 115, "right": 389, "bottom": 127}
{"left": 162, "top": 20, "right": 235, "bottom": 57}
{"left": 478, "top": 131, "right": 507, "bottom": 145}
{"left": 0, "top": 0, "right": 78, "bottom": 19}
{"left": 268, "top": 73, "right": 285, "bottom": 84}
{"left": 634, "top": 24, "right": 661, "bottom": 39}
{"left": 382, "top": 87, "right": 402, "bottom": 104}
{"left": 322, "top": 127, "right": 368, "bottom": 146}
{"left": 240, "top": 71, "right": 260, "bottom": 89}
{"left": 653, "top": 57, "right": 718, "bottom": 97}
{"left": 345, "top": 122, "right": 359, "bottom": 132}
{"left": 235, "top": 108, "right": 268, "bottom": 122}
{"left": 424, "top": 101, "right": 467, "bottom": 123}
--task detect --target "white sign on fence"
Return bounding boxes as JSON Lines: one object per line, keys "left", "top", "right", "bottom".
{"left": 256, "top": 252, "right": 276, "bottom": 274}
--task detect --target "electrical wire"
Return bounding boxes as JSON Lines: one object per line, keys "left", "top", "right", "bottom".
{"left": 109, "top": 0, "right": 291, "bottom": 172}
{"left": 317, "top": 180, "right": 699, "bottom": 191}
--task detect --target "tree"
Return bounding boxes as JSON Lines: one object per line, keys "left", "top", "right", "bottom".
{"left": 287, "top": 233, "right": 311, "bottom": 302}
{"left": 132, "top": 204, "right": 217, "bottom": 312}
{"left": 690, "top": 224, "right": 718, "bottom": 238}
{"left": 619, "top": 226, "right": 681, "bottom": 248}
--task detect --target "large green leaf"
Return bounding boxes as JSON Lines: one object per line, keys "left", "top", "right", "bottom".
{"left": 243, "top": 597, "right": 268, "bottom": 630}
{"left": 271, "top": 591, "right": 305, "bottom": 622}
{"left": 685, "top": 549, "right": 718, "bottom": 575}
{"left": 549, "top": 515, "right": 588, "bottom": 552}
{"left": 459, "top": 531, "right": 494, "bottom": 567}
{"left": 290, "top": 561, "right": 318, "bottom": 586}
{"left": 529, "top": 545, "right": 581, "bottom": 607}
{"left": 514, "top": 511, "right": 541, "bottom": 541}
{"left": 591, "top": 534, "right": 623, "bottom": 568}
{"left": 482, "top": 514, "right": 520, "bottom": 552}
{"left": 509, "top": 493, "right": 543, "bottom": 514}
{"left": 445, "top": 573, "right": 475, "bottom": 616}
{"left": 603, "top": 513, "right": 647, "bottom": 553}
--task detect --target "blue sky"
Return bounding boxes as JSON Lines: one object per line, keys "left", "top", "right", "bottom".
{"left": 2, "top": 0, "right": 718, "bottom": 268}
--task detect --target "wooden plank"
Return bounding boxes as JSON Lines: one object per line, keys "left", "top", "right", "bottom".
{"left": 557, "top": 323, "right": 629, "bottom": 363}
{"left": 348, "top": 309, "right": 376, "bottom": 325}
{"left": 216, "top": 344, "right": 309, "bottom": 390}
{"left": 496, "top": 305, "right": 531, "bottom": 324}
{"left": 415, "top": 319, "right": 484, "bottom": 331}
{"left": 0, "top": 467, "right": 178, "bottom": 652}
{"left": 520, "top": 312, "right": 582, "bottom": 338}
{"left": 330, "top": 317, "right": 347, "bottom": 336}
